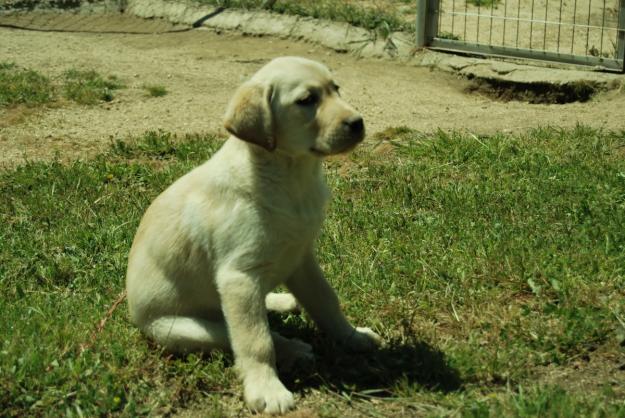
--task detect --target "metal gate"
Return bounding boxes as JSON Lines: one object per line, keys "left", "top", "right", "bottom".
{"left": 416, "top": 0, "right": 625, "bottom": 72}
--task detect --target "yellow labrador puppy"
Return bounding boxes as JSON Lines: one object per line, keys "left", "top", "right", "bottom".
{"left": 126, "top": 56, "right": 382, "bottom": 414}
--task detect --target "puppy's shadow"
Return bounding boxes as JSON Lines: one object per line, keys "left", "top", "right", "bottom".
{"left": 269, "top": 314, "right": 463, "bottom": 396}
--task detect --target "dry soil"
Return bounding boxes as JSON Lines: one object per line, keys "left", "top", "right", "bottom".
{"left": 1, "top": 19, "right": 625, "bottom": 166}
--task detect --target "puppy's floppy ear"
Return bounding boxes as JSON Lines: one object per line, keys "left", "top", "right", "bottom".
{"left": 223, "top": 81, "right": 275, "bottom": 151}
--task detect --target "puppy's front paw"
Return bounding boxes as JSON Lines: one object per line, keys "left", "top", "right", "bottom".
{"left": 344, "top": 327, "right": 383, "bottom": 352}
{"left": 244, "top": 377, "right": 294, "bottom": 414}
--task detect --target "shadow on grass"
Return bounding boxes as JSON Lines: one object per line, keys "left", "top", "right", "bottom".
{"left": 270, "top": 314, "right": 463, "bottom": 396}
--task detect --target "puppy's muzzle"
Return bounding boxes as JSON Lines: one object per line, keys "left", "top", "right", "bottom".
{"left": 343, "top": 115, "right": 365, "bottom": 139}
{"left": 312, "top": 114, "right": 366, "bottom": 156}
{"left": 325, "top": 115, "right": 365, "bottom": 154}
{"left": 342, "top": 115, "right": 365, "bottom": 147}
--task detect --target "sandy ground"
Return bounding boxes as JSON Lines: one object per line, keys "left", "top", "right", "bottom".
{"left": 1, "top": 21, "right": 625, "bottom": 166}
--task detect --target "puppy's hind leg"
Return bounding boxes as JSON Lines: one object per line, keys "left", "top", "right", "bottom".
{"left": 266, "top": 295, "right": 313, "bottom": 371}
{"left": 272, "top": 332, "right": 314, "bottom": 372}
{"left": 143, "top": 316, "right": 230, "bottom": 354}
{"left": 265, "top": 292, "right": 301, "bottom": 314}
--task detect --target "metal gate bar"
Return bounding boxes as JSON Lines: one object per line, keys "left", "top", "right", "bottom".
{"left": 417, "top": 0, "right": 625, "bottom": 72}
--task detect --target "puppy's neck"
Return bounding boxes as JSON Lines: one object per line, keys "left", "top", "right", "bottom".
{"left": 231, "top": 137, "right": 322, "bottom": 174}
{"left": 219, "top": 137, "right": 327, "bottom": 203}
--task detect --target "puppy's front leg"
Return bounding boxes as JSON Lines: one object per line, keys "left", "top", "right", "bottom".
{"left": 217, "top": 269, "right": 294, "bottom": 414}
{"left": 286, "top": 253, "right": 382, "bottom": 351}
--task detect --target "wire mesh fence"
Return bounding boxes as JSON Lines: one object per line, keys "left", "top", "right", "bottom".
{"left": 420, "top": 0, "right": 625, "bottom": 71}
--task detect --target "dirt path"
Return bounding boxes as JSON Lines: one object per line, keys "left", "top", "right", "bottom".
{"left": 1, "top": 21, "right": 625, "bottom": 166}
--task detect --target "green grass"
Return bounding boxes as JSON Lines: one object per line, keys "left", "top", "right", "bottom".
{"left": 143, "top": 84, "right": 168, "bottom": 98}
{"left": 467, "top": 0, "right": 502, "bottom": 7}
{"left": 2, "top": 127, "right": 625, "bottom": 416}
{"left": 0, "top": 63, "right": 125, "bottom": 109}
{"left": 63, "top": 69, "right": 124, "bottom": 105}
{"left": 438, "top": 31, "right": 461, "bottom": 41}
{"left": 0, "top": 62, "right": 55, "bottom": 107}
{"left": 195, "top": 0, "right": 413, "bottom": 33}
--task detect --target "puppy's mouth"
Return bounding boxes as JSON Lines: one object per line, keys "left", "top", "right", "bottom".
{"left": 310, "top": 135, "right": 364, "bottom": 157}
{"left": 310, "top": 147, "right": 328, "bottom": 157}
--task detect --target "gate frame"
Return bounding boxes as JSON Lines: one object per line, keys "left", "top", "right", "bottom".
{"left": 415, "top": 0, "right": 625, "bottom": 72}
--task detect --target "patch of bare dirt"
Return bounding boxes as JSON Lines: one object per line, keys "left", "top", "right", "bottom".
{"left": 531, "top": 341, "right": 625, "bottom": 398}
{"left": 465, "top": 78, "right": 601, "bottom": 104}
{"left": 1, "top": 18, "right": 625, "bottom": 166}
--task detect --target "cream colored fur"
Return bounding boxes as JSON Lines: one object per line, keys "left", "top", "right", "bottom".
{"left": 126, "top": 56, "right": 382, "bottom": 414}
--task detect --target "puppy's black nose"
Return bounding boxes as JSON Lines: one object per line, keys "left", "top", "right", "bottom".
{"left": 344, "top": 115, "right": 365, "bottom": 136}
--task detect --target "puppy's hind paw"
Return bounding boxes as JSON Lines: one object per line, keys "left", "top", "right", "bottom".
{"left": 277, "top": 338, "right": 315, "bottom": 372}
{"left": 344, "top": 327, "right": 383, "bottom": 352}
{"left": 265, "top": 292, "right": 301, "bottom": 314}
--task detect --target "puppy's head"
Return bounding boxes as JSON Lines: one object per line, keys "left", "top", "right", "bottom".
{"left": 224, "top": 56, "right": 365, "bottom": 157}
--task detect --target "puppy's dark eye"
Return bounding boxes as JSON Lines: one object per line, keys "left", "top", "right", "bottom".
{"left": 296, "top": 93, "right": 318, "bottom": 106}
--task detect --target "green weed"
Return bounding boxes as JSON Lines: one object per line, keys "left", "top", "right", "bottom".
{"left": 438, "top": 31, "right": 461, "bottom": 41}
{"left": 467, "top": 0, "right": 502, "bottom": 7}
{"left": 0, "top": 63, "right": 126, "bottom": 109}
{"left": 464, "top": 386, "right": 625, "bottom": 417}
{"left": 63, "top": 69, "right": 124, "bottom": 105}
{"left": 143, "top": 84, "right": 168, "bottom": 98}
{"left": 195, "top": 0, "right": 413, "bottom": 33}
{"left": 0, "top": 62, "right": 54, "bottom": 107}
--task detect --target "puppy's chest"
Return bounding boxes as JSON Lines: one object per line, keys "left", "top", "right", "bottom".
{"left": 258, "top": 197, "right": 324, "bottom": 281}
{"left": 266, "top": 195, "right": 326, "bottom": 245}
